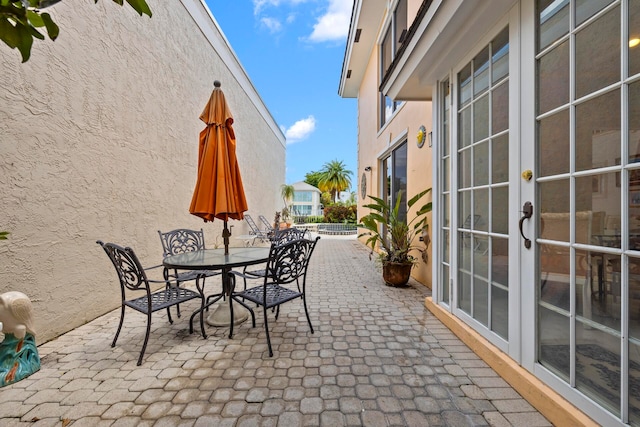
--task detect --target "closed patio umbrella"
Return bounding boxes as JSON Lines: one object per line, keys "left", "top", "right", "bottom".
{"left": 189, "top": 80, "right": 248, "bottom": 254}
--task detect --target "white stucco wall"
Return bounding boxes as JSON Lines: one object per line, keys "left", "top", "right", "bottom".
{"left": 0, "top": 0, "right": 285, "bottom": 343}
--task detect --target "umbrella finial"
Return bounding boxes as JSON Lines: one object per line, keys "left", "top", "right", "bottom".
{"left": 214, "top": 80, "right": 221, "bottom": 88}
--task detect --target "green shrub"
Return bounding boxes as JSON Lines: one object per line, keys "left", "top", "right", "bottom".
{"left": 291, "top": 215, "right": 324, "bottom": 224}
{"left": 323, "top": 205, "right": 357, "bottom": 224}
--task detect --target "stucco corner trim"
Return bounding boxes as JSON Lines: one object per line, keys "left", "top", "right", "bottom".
{"left": 424, "top": 297, "right": 598, "bottom": 427}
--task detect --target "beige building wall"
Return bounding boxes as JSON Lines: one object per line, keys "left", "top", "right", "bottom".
{"left": 0, "top": 0, "right": 285, "bottom": 343}
{"left": 356, "top": 45, "right": 433, "bottom": 287}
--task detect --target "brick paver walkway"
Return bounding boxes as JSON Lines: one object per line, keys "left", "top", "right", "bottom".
{"left": 0, "top": 236, "right": 552, "bottom": 426}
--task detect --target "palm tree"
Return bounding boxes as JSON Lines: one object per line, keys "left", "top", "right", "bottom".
{"left": 318, "top": 159, "right": 353, "bottom": 203}
{"left": 280, "top": 184, "right": 295, "bottom": 221}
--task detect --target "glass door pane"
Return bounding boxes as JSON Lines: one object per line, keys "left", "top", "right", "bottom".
{"left": 456, "top": 27, "right": 510, "bottom": 340}
{"left": 535, "top": 1, "right": 636, "bottom": 422}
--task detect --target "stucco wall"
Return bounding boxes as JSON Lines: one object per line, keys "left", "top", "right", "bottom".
{"left": 0, "top": 0, "right": 285, "bottom": 343}
{"left": 357, "top": 44, "right": 433, "bottom": 287}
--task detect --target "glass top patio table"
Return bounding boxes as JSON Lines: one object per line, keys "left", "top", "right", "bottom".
{"left": 162, "top": 247, "right": 270, "bottom": 335}
{"left": 162, "top": 247, "right": 270, "bottom": 271}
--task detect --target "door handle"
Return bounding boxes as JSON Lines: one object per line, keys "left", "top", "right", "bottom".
{"left": 519, "top": 201, "right": 533, "bottom": 249}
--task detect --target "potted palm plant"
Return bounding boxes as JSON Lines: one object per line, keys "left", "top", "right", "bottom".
{"left": 280, "top": 184, "right": 295, "bottom": 228}
{"left": 359, "top": 188, "right": 432, "bottom": 287}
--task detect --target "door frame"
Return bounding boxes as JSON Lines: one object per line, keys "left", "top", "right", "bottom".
{"left": 434, "top": 6, "right": 523, "bottom": 360}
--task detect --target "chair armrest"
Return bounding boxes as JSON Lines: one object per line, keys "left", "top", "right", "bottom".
{"left": 230, "top": 269, "right": 265, "bottom": 280}
{"left": 137, "top": 264, "right": 169, "bottom": 282}
{"left": 147, "top": 277, "right": 180, "bottom": 286}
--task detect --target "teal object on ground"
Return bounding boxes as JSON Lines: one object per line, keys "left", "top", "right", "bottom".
{"left": 0, "top": 333, "right": 40, "bottom": 387}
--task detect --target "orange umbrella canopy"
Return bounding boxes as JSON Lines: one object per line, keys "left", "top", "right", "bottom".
{"left": 189, "top": 81, "right": 248, "bottom": 222}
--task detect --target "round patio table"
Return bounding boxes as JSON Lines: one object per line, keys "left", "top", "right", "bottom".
{"left": 162, "top": 247, "right": 270, "bottom": 336}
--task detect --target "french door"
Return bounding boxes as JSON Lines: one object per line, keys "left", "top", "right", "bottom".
{"left": 437, "top": 0, "right": 640, "bottom": 424}
{"left": 437, "top": 15, "right": 519, "bottom": 357}
{"left": 533, "top": 1, "right": 640, "bottom": 424}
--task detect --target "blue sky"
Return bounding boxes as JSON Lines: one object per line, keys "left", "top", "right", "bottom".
{"left": 206, "top": 0, "right": 357, "bottom": 189}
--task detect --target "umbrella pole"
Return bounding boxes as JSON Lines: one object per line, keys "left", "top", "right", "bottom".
{"left": 222, "top": 220, "right": 231, "bottom": 255}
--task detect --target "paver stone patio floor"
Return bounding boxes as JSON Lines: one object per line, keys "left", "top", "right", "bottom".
{"left": 0, "top": 236, "right": 552, "bottom": 426}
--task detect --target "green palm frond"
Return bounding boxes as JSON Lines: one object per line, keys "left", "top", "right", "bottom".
{"left": 358, "top": 188, "right": 432, "bottom": 265}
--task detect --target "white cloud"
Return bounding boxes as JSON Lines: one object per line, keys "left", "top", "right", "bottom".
{"left": 253, "top": 0, "right": 309, "bottom": 15}
{"left": 253, "top": 0, "right": 279, "bottom": 15}
{"left": 308, "top": 0, "right": 353, "bottom": 42}
{"left": 261, "top": 16, "right": 282, "bottom": 33}
{"left": 252, "top": 0, "right": 351, "bottom": 41}
{"left": 283, "top": 116, "right": 316, "bottom": 143}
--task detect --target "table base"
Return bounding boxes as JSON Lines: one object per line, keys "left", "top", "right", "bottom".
{"left": 206, "top": 301, "right": 249, "bottom": 326}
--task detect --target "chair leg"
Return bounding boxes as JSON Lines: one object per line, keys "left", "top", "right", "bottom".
{"left": 229, "top": 293, "right": 235, "bottom": 339}
{"left": 230, "top": 296, "right": 256, "bottom": 327}
{"left": 198, "top": 299, "right": 206, "bottom": 338}
{"left": 302, "top": 296, "right": 314, "bottom": 334}
{"left": 229, "top": 274, "right": 236, "bottom": 339}
{"left": 165, "top": 270, "right": 181, "bottom": 318}
{"left": 189, "top": 299, "right": 208, "bottom": 339}
{"left": 138, "top": 312, "right": 152, "bottom": 366}
{"left": 175, "top": 283, "right": 182, "bottom": 319}
{"left": 263, "top": 304, "right": 273, "bottom": 357}
{"left": 112, "top": 305, "right": 126, "bottom": 348}
{"left": 166, "top": 297, "right": 174, "bottom": 324}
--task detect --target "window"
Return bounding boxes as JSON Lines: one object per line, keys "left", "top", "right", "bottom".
{"left": 293, "top": 205, "right": 312, "bottom": 216}
{"left": 382, "top": 141, "right": 408, "bottom": 225}
{"left": 293, "top": 191, "right": 313, "bottom": 202}
{"left": 379, "top": 0, "right": 407, "bottom": 128}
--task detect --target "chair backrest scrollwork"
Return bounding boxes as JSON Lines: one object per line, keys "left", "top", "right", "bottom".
{"left": 271, "top": 227, "right": 310, "bottom": 246}
{"left": 158, "top": 228, "right": 206, "bottom": 257}
{"left": 265, "top": 237, "right": 319, "bottom": 287}
{"left": 97, "top": 241, "right": 148, "bottom": 292}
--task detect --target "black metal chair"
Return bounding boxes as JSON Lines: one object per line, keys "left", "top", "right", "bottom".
{"left": 230, "top": 236, "right": 320, "bottom": 356}
{"left": 236, "top": 227, "right": 311, "bottom": 291}
{"left": 158, "top": 228, "right": 223, "bottom": 315}
{"left": 97, "top": 241, "right": 206, "bottom": 366}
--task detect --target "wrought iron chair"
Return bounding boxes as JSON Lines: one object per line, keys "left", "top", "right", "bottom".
{"left": 230, "top": 236, "right": 320, "bottom": 356}
{"left": 244, "top": 214, "right": 272, "bottom": 244}
{"left": 158, "top": 228, "right": 223, "bottom": 316}
{"left": 235, "top": 227, "right": 311, "bottom": 292}
{"left": 97, "top": 241, "right": 206, "bottom": 366}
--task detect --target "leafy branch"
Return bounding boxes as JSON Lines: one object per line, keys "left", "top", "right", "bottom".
{"left": 359, "top": 189, "right": 432, "bottom": 265}
{"left": 0, "top": 0, "right": 152, "bottom": 62}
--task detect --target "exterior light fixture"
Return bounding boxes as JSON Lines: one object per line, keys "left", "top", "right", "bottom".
{"left": 630, "top": 38, "right": 640, "bottom": 48}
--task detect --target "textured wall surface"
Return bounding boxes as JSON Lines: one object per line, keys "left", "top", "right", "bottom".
{"left": 0, "top": 0, "right": 285, "bottom": 343}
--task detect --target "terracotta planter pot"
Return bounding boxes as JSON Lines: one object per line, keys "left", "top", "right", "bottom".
{"left": 382, "top": 262, "right": 413, "bottom": 287}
